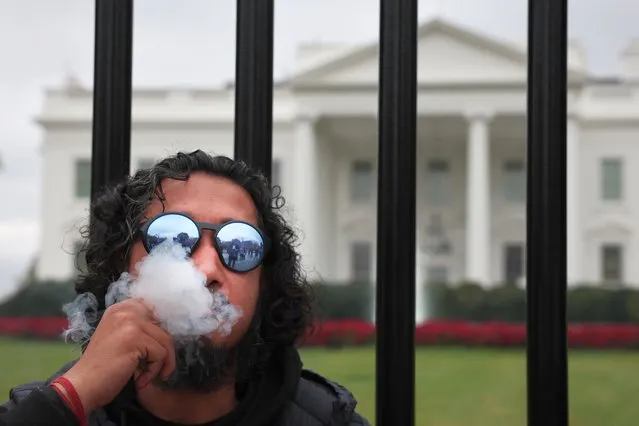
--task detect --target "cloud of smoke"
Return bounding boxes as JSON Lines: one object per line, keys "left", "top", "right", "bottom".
{"left": 62, "top": 240, "right": 243, "bottom": 345}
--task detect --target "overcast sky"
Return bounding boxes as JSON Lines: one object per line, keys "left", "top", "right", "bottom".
{"left": 0, "top": 0, "right": 637, "bottom": 298}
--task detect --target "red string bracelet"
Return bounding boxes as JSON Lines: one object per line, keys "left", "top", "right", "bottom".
{"left": 52, "top": 387, "right": 75, "bottom": 413}
{"left": 50, "top": 385, "right": 85, "bottom": 426}
{"left": 50, "top": 377, "right": 87, "bottom": 426}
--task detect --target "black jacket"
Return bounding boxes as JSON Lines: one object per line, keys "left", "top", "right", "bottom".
{"left": 0, "top": 347, "right": 369, "bottom": 426}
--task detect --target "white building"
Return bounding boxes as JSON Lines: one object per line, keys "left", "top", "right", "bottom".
{"left": 35, "top": 19, "right": 639, "bottom": 320}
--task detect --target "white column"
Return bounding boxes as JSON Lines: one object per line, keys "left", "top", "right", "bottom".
{"left": 567, "top": 116, "right": 581, "bottom": 284}
{"left": 293, "top": 114, "right": 321, "bottom": 281}
{"left": 415, "top": 227, "right": 427, "bottom": 323}
{"left": 465, "top": 114, "right": 492, "bottom": 284}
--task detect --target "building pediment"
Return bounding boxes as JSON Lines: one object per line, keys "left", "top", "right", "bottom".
{"left": 291, "top": 18, "right": 586, "bottom": 87}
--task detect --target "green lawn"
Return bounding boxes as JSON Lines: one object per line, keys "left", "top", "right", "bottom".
{"left": 1, "top": 338, "right": 638, "bottom": 425}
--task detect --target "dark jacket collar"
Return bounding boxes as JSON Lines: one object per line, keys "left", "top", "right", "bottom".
{"left": 30, "top": 348, "right": 364, "bottom": 426}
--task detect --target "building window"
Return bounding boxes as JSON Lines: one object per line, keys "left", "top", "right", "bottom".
{"left": 601, "top": 244, "right": 623, "bottom": 283}
{"left": 601, "top": 158, "right": 623, "bottom": 201}
{"left": 426, "top": 159, "right": 450, "bottom": 205}
{"left": 272, "top": 159, "right": 282, "bottom": 189}
{"left": 350, "top": 241, "right": 372, "bottom": 282}
{"left": 503, "top": 159, "right": 526, "bottom": 203}
{"left": 503, "top": 243, "right": 525, "bottom": 285}
{"left": 137, "top": 158, "right": 156, "bottom": 171}
{"left": 75, "top": 159, "right": 91, "bottom": 198}
{"left": 350, "top": 160, "right": 373, "bottom": 202}
{"left": 427, "top": 266, "right": 448, "bottom": 283}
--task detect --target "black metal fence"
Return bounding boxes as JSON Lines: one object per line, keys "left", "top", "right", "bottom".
{"left": 89, "top": 1, "right": 569, "bottom": 425}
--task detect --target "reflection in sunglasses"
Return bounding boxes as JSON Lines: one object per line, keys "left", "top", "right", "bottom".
{"left": 144, "top": 214, "right": 267, "bottom": 273}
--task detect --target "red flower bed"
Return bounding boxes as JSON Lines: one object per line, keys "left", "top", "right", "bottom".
{"left": 301, "top": 319, "right": 376, "bottom": 346}
{"left": 0, "top": 317, "right": 69, "bottom": 339}
{"left": 301, "top": 319, "right": 639, "bottom": 349}
{"left": 1, "top": 317, "right": 638, "bottom": 349}
{"left": 414, "top": 321, "right": 528, "bottom": 347}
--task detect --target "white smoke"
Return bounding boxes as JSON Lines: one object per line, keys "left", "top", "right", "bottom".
{"left": 62, "top": 292, "right": 99, "bottom": 345}
{"left": 63, "top": 240, "right": 243, "bottom": 344}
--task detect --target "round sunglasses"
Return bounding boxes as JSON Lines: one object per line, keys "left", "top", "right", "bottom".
{"left": 139, "top": 212, "right": 269, "bottom": 273}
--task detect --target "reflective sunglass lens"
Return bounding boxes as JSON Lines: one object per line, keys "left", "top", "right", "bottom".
{"left": 216, "top": 222, "right": 265, "bottom": 272}
{"left": 146, "top": 214, "right": 200, "bottom": 254}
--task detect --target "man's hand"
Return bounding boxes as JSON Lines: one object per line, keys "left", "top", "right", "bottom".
{"left": 59, "top": 299, "right": 176, "bottom": 413}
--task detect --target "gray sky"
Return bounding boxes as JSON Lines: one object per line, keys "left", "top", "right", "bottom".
{"left": 0, "top": 0, "right": 637, "bottom": 298}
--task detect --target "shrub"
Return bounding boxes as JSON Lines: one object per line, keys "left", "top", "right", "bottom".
{"left": 0, "top": 280, "right": 75, "bottom": 317}
{"left": 312, "top": 281, "right": 372, "bottom": 321}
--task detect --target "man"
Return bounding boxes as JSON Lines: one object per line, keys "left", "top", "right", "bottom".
{"left": 0, "top": 151, "right": 369, "bottom": 426}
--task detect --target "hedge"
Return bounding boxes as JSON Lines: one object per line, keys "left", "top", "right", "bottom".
{"left": 0, "top": 280, "right": 76, "bottom": 317}
{"left": 427, "top": 282, "right": 639, "bottom": 323}
{"left": 312, "top": 281, "right": 639, "bottom": 324}
{"left": 2, "top": 279, "right": 639, "bottom": 324}
{"left": 0, "top": 280, "right": 376, "bottom": 320}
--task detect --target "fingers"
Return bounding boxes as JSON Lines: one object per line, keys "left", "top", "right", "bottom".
{"left": 140, "top": 320, "right": 177, "bottom": 380}
{"left": 104, "top": 298, "right": 177, "bottom": 388}
{"left": 107, "top": 298, "right": 157, "bottom": 324}
{"left": 135, "top": 336, "right": 169, "bottom": 389}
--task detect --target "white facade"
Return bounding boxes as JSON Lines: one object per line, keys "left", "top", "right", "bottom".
{"left": 35, "top": 19, "right": 639, "bottom": 320}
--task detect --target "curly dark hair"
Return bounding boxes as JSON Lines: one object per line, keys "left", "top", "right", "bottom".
{"left": 75, "top": 150, "right": 314, "bottom": 347}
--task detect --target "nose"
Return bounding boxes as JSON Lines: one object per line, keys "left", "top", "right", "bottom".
{"left": 190, "top": 232, "right": 224, "bottom": 286}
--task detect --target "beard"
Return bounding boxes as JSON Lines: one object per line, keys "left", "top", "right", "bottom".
{"left": 151, "top": 311, "right": 268, "bottom": 393}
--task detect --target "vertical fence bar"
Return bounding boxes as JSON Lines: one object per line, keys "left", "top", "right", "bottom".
{"left": 526, "top": 0, "right": 569, "bottom": 425}
{"left": 91, "top": 0, "right": 133, "bottom": 200}
{"left": 234, "top": 0, "right": 274, "bottom": 179}
{"left": 376, "top": 0, "right": 418, "bottom": 425}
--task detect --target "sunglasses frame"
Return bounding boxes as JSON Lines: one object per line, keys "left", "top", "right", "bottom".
{"left": 138, "top": 212, "right": 270, "bottom": 273}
